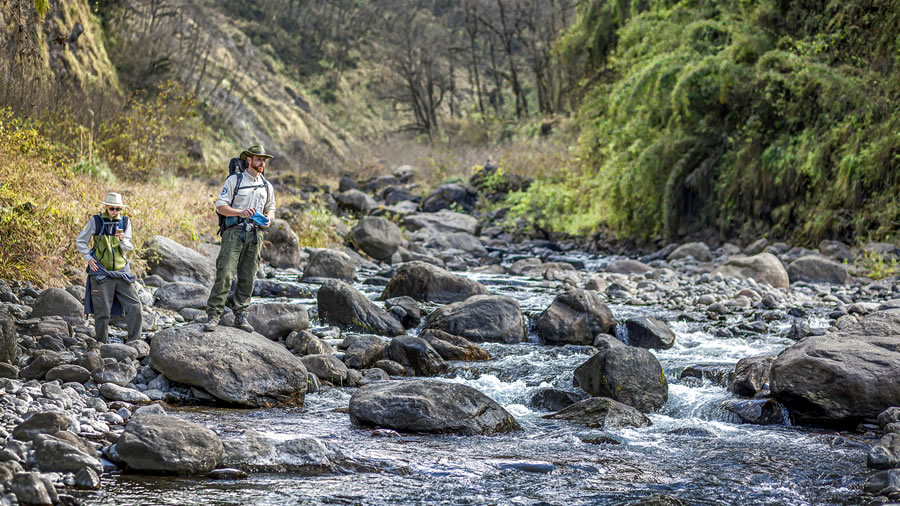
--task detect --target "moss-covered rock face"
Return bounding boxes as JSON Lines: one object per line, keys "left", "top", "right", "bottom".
{"left": 509, "top": 0, "right": 900, "bottom": 245}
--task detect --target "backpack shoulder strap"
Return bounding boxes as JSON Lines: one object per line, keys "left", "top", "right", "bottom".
{"left": 229, "top": 172, "right": 243, "bottom": 207}
{"left": 92, "top": 214, "right": 103, "bottom": 236}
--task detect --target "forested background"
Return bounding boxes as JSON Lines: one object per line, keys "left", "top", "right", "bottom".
{"left": 1, "top": 0, "right": 899, "bottom": 274}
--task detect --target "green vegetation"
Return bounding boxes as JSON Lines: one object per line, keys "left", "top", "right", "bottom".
{"left": 510, "top": 0, "right": 900, "bottom": 245}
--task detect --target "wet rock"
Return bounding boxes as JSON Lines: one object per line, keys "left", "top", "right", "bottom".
{"left": 605, "top": 260, "right": 653, "bottom": 275}
{"left": 317, "top": 280, "right": 404, "bottom": 336}
{"left": 422, "top": 294, "right": 527, "bottom": 344}
{"left": 154, "top": 281, "right": 209, "bottom": 310}
{"left": 787, "top": 255, "right": 851, "bottom": 285}
{"left": 0, "top": 308, "right": 15, "bottom": 364}
{"left": 30, "top": 287, "right": 83, "bottom": 318}
{"left": 91, "top": 362, "right": 137, "bottom": 386}
{"left": 32, "top": 432, "right": 102, "bottom": 473}
{"left": 544, "top": 397, "right": 652, "bottom": 429}
{"left": 667, "top": 242, "right": 712, "bottom": 262}
{"left": 403, "top": 210, "right": 478, "bottom": 235}
{"left": 573, "top": 346, "right": 668, "bottom": 413}
{"left": 381, "top": 261, "right": 490, "bottom": 304}
{"left": 45, "top": 364, "right": 91, "bottom": 383}
{"left": 143, "top": 235, "right": 215, "bottom": 286}
{"left": 879, "top": 407, "right": 900, "bottom": 428}
{"left": 623, "top": 317, "right": 676, "bottom": 350}
{"left": 868, "top": 433, "right": 900, "bottom": 470}
{"left": 420, "top": 183, "right": 477, "bottom": 213}
{"left": 529, "top": 388, "right": 589, "bottom": 412}
{"left": 786, "top": 320, "right": 810, "bottom": 341}
{"left": 722, "top": 399, "right": 788, "bottom": 425}
{"left": 350, "top": 216, "right": 403, "bottom": 261}
{"left": 10, "top": 472, "right": 55, "bottom": 505}
{"left": 221, "top": 430, "right": 343, "bottom": 474}
{"left": 100, "top": 383, "right": 151, "bottom": 404}
{"left": 335, "top": 189, "right": 377, "bottom": 214}
{"left": 388, "top": 336, "right": 447, "bottom": 376}
{"left": 535, "top": 289, "right": 616, "bottom": 346}
{"left": 384, "top": 296, "right": 421, "bottom": 329}
{"left": 74, "top": 467, "right": 101, "bottom": 489}
{"left": 150, "top": 324, "right": 308, "bottom": 407}
{"left": 247, "top": 302, "right": 310, "bottom": 340}
{"left": 207, "top": 468, "right": 249, "bottom": 480}
{"left": 419, "top": 329, "right": 490, "bottom": 361}
{"left": 771, "top": 309, "right": 900, "bottom": 424}
{"left": 301, "top": 249, "right": 356, "bottom": 282}
{"left": 730, "top": 356, "right": 774, "bottom": 397}
{"left": 253, "top": 279, "right": 312, "bottom": 298}
{"left": 285, "top": 330, "right": 334, "bottom": 356}
{"left": 260, "top": 218, "right": 301, "bottom": 268}
{"left": 301, "top": 354, "right": 351, "bottom": 386}
{"left": 713, "top": 253, "right": 789, "bottom": 289}
{"left": 116, "top": 415, "right": 223, "bottom": 474}
{"left": 341, "top": 334, "right": 389, "bottom": 369}
{"left": 12, "top": 412, "right": 69, "bottom": 442}
{"left": 679, "top": 365, "right": 731, "bottom": 387}
{"left": 349, "top": 380, "right": 521, "bottom": 435}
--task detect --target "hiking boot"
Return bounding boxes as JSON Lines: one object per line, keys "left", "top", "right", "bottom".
{"left": 203, "top": 316, "right": 219, "bottom": 332}
{"left": 234, "top": 314, "right": 254, "bottom": 333}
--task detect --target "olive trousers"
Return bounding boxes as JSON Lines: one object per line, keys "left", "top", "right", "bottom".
{"left": 91, "top": 277, "right": 143, "bottom": 343}
{"left": 206, "top": 226, "right": 264, "bottom": 319}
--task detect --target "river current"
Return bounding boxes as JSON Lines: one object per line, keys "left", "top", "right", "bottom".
{"left": 85, "top": 258, "right": 869, "bottom": 505}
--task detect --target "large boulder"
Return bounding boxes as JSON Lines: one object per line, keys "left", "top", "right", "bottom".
{"left": 388, "top": 336, "right": 448, "bottom": 376}
{"left": 261, "top": 219, "right": 301, "bottom": 268}
{"left": 143, "top": 235, "right": 215, "bottom": 286}
{"left": 786, "top": 255, "right": 851, "bottom": 285}
{"left": 154, "top": 281, "right": 208, "bottom": 311}
{"left": 770, "top": 309, "right": 900, "bottom": 424}
{"left": 419, "top": 329, "right": 490, "bottom": 361}
{"left": 534, "top": 290, "right": 616, "bottom": 346}
{"left": 543, "top": 397, "right": 652, "bottom": 429}
{"left": 573, "top": 346, "right": 668, "bottom": 413}
{"left": 300, "top": 249, "right": 356, "bottom": 282}
{"left": 116, "top": 415, "right": 223, "bottom": 474}
{"left": 381, "top": 261, "right": 490, "bottom": 304}
{"left": 420, "top": 183, "right": 477, "bottom": 213}
{"left": 623, "top": 317, "right": 676, "bottom": 350}
{"left": 348, "top": 380, "right": 521, "bottom": 435}
{"left": 30, "top": 288, "right": 83, "bottom": 318}
{"left": 247, "top": 302, "right": 310, "bottom": 340}
{"left": 0, "top": 308, "right": 15, "bottom": 364}
{"left": 317, "top": 280, "right": 404, "bottom": 336}
{"left": 32, "top": 432, "right": 101, "bottom": 473}
{"left": 422, "top": 294, "right": 527, "bottom": 344}
{"left": 150, "top": 325, "right": 308, "bottom": 407}
{"left": 713, "top": 253, "right": 790, "bottom": 289}
{"left": 350, "top": 216, "right": 403, "bottom": 261}
{"left": 403, "top": 210, "right": 478, "bottom": 235}
{"left": 667, "top": 242, "right": 712, "bottom": 262}
{"left": 335, "top": 189, "right": 377, "bottom": 214}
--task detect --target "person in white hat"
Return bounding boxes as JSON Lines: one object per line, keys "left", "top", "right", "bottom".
{"left": 75, "top": 192, "right": 143, "bottom": 343}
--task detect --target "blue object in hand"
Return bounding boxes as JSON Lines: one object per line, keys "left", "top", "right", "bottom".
{"left": 250, "top": 210, "right": 270, "bottom": 227}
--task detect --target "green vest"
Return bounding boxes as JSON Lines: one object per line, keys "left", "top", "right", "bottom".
{"left": 94, "top": 212, "right": 128, "bottom": 271}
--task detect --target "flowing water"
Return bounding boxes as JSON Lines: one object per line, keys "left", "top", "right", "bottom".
{"left": 84, "top": 263, "right": 870, "bottom": 505}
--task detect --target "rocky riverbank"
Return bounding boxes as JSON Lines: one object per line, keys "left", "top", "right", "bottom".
{"left": 1, "top": 165, "right": 899, "bottom": 504}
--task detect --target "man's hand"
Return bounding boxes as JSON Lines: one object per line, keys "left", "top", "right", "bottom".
{"left": 241, "top": 208, "right": 254, "bottom": 218}
{"left": 88, "top": 259, "right": 99, "bottom": 272}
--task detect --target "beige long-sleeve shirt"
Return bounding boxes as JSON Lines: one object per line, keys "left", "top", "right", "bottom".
{"left": 215, "top": 171, "right": 275, "bottom": 215}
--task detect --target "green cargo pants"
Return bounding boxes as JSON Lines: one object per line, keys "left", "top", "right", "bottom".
{"left": 206, "top": 226, "right": 264, "bottom": 319}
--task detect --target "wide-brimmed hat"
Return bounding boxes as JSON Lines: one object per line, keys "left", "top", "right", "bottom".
{"left": 239, "top": 145, "right": 274, "bottom": 160}
{"left": 100, "top": 192, "right": 127, "bottom": 208}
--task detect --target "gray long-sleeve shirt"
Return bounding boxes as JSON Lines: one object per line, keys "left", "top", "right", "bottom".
{"left": 75, "top": 215, "right": 133, "bottom": 262}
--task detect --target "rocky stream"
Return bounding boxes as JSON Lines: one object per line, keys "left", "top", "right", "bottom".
{"left": 1, "top": 167, "right": 899, "bottom": 505}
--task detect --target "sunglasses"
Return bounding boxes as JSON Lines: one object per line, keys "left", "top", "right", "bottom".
{"left": 107, "top": 207, "right": 122, "bottom": 211}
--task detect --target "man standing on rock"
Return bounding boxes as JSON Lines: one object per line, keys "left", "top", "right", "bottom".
{"left": 204, "top": 145, "right": 276, "bottom": 333}
{"left": 76, "top": 192, "right": 143, "bottom": 343}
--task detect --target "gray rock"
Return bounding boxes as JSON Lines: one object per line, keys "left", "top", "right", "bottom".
{"left": 730, "top": 356, "right": 775, "bottom": 397}
{"left": 116, "top": 415, "right": 223, "bottom": 474}
{"left": 605, "top": 260, "right": 653, "bottom": 275}
{"left": 879, "top": 407, "right": 900, "bottom": 428}
{"left": 74, "top": 467, "right": 101, "bottom": 489}
{"left": 90, "top": 362, "right": 137, "bottom": 386}
{"left": 374, "top": 359, "right": 406, "bottom": 376}
{"left": 349, "top": 380, "right": 521, "bottom": 435}
{"left": 865, "top": 469, "right": 900, "bottom": 495}
{"left": 20, "top": 351, "right": 72, "bottom": 380}
{"left": 301, "top": 249, "right": 356, "bottom": 282}
{"left": 32, "top": 432, "right": 101, "bottom": 473}
{"left": 419, "top": 329, "right": 490, "bottom": 361}
{"left": 787, "top": 255, "right": 851, "bottom": 285}
{"left": 221, "top": 430, "right": 343, "bottom": 474}
{"left": 335, "top": 189, "right": 377, "bottom": 214}
{"left": 623, "top": 317, "right": 676, "bottom": 350}
{"left": 420, "top": 183, "right": 477, "bottom": 213}
{"left": 10, "top": 472, "right": 54, "bottom": 506}
{"left": 423, "top": 232, "right": 488, "bottom": 257}
{"left": 12, "top": 412, "right": 69, "bottom": 442}
{"left": 535, "top": 290, "right": 616, "bottom": 346}
{"left": 101, "top": 343, "right": 140, "bottom": 362}
{"left": 359, "top": 367, "right": 390, "bottom": 385}
{"left": 301, "top": 354, "right": 351, "bottom": 386}
{"left": 667, "top": 242, "right": 712, "bottom": 262}
{"left": 868, "top": 433, "right": 900, "bottom": 470}
{"left": 260, "top": 219, "right": 301, "bottom": 268}
{"left": 388, "top": 336, "right": 447, "bottom": 376}
{"left": 713, "top": 253, "right": 789, "bottom": 289}
{"left": 133, "top": 404, "right": 168, "bottom": 417}
{"left": 574, "top": 346, "right": 668, "bottom": 413}
{"left": 0, "top": 308, "right": 15, "bottom": 364}
{"left": 384, "top": 296, "right": 421, "bottom": 329}
{"left": 381, "top": 261, "right": 491, "bottom": 303}
{"left": 74, "top": 351, "right": 102, "bottom": 373}
{"left": 45, "top": 364, "right": 91, "bottom": 383}
{"left": 819, "top": 240, "right": 854, "bottom": 262}
{"left": 317, "top": 280, "right": 404, "bottom": 336}
{"left": 422, "top": 294, "right": 527, "bottom": 344}
{"left": 340, "top": 334, "right": 389, "bottom": 369}
{"left": 722, "top": 398, "right": 788, "bottom": 425}
{"left": 154, "top": 281, "right": 209, "bottom": 311}
{"left": 771, "top": 309, "right": 900, "bottom": 423}
{"left": 127, "top": 339, "right": 151, "bottom": 358}
{"left": 30, "top": 288, "right": 83, "bottom": 318}
{"left": 247, "top": 303, "right": 310, "bottom": 340}
{"left": 143, "top": 235, "right": 215, "bottom": 286}
{"left": 100, "top": 383, "right": 151, "bottom": 404}
{"left": 0, "top": 362, "right": 19, "bottom": 378}
{"left": 403, "top": 210, "right": 478, "bottom": 235}
{"left": 150, "top": 324, "right": 308, "bottom": 407}
{"left": 20, "top": 318, "right": 70, "bottom": 340}
{"left": 744, "top": 238, "right": 768, "bottom": 256}
{"left": 350, "top": 216, "right": 403, "bottom": 261}
{"left": 543, "top": 397, "right": 652, "bottom": 429}
{"left": 285, "top": 330, "right": 335, "bottom": 356}
{"left": 529, "top": 388, "right": 589, "bottom": 412}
